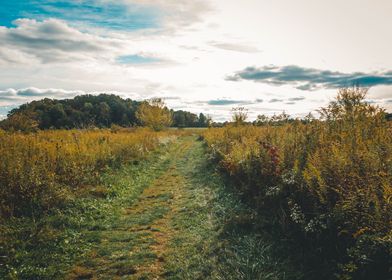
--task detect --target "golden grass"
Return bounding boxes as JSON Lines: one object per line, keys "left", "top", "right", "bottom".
{"left": 0, "top": 128, "right": 167, "bottom": 217}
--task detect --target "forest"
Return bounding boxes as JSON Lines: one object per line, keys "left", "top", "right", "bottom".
{"left": 0, "top": 94, "right": 209, "bottom": 131}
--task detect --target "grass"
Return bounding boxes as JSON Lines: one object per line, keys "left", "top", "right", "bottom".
{"left": 1, "top": 135, "right": 307, "bottom": 279}
{"left": 0, "top": 138, "right": 176, "bottom": 279}
{"left": 161, "top": 137, "right": 305, "bottom": 280}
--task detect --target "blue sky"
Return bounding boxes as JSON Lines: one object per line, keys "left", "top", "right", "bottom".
{"left": 0, "top": 0, "right": 392, "bottom": 120}
{"left": 0, "top": 0, "right": 160, "bottom": 30}
{"left": 117, "top": 54, "right": 162, "bottom": 64}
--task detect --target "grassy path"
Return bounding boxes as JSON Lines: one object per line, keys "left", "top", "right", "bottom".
{"left": 65, "top": 136, "right": 302, "bottom": 280}
{"left": 67, "top": 137, "right": 212, "bottom": 279}
{"left": 2, "top": 136, "right": 301, "bottom": 279}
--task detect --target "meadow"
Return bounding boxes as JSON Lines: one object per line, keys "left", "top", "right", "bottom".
{"left": 0, "top": 128, "right": 166, "bottom": 218}
{"left": 203, "top": 88, "right": 392, "bottom": 279}
{"left": 0, "top": 88, "right": 391, "bottom": 279}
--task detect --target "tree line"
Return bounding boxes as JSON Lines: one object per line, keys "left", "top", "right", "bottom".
{"left": 0, "top": 94, "right": 210, "bottom": 131}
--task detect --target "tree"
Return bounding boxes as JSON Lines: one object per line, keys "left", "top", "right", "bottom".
{"left": 231, "top": 107, "right": 248, "bottom": 126}
{"left": 1, "top": 94, "right": 199, "bottom": 130}
{"left": 96, "top": 102, "right": 111, "bottom": 127}
{"left": 136, "top": 98, "right": 172, "bottom": 131}
{"left": 255, "top": 114, "right": 269, "bottom": 126}
{"left": 0, "top": 112, "right": 38, "bottom": 132}
{"left": 198, "top": 113, "right": 207, "bottom": 127}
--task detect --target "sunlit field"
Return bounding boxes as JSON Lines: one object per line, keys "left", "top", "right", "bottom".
{"left": 0, "top": 128, "right": 166, "bottom": 217}
{"left": 0, "top": 88, "right": 390, "bottom": 279}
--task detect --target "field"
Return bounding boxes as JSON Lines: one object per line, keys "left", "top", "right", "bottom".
{"left": 0, "top": 90, "right": 391, "bottom": 280}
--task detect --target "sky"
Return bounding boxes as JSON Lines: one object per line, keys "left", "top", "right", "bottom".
{"left": 1, "top": 0, "right": 392, "bottom": 121}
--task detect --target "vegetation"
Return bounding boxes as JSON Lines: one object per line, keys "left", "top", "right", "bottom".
{"left": 231, "top": 106, "right": 248, "bottom": 126}
{"left": 0, "top": 136, "right": 305, "bottom": 279}
{"left": 203, "top": 88, "right": 392, "bottom": 279}
{"left": 1, "top": 87, "right": 391, "bottom": 279}
{"left": 136, "top": 98, "right": 172, "bottom": 131}
{"left": 0, "top": 94, "right": 209, "bottom": 131}
{"left": 0, "top": 128, "right": 164, "bottom": 218}
{"left": 172, "top": 110, "right": 210, "bottom": 128}
{"left": 0, "top": 133, "right": 176, "bottom": 279}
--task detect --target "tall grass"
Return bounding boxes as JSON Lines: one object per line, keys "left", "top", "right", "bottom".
{"left": 0, "top": 128, "right": 164, "bottom": 218}
{"left": 203, "top": 88, "right": 392, "bottom": 279}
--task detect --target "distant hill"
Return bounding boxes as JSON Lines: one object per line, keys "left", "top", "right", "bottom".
{"left": 0, "top": 94, "right": 209, "bottom": 130}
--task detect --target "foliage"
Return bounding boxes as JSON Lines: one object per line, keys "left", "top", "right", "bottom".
{"left": 0, "top": 112, "right": 39, "bottom": 132}
{"left": 136, "top": 98, "right": 172, "bottom": 131}
{"left": 203, "top": 88, "right": 392, "bottom": 279}
{"left": 171, "top": 111, "right": 209, "bottom": 128}
{"left": 0, "top": 128, "right": 164, "bottom": 218}
{"left": 0, "top": 94, "right": 209, "bottom": 130}
{"left": 231, "top": 107, "right": 248, "bottom": 126}
{"left": 2, "top": 94, "right": 140, "bottom": 129}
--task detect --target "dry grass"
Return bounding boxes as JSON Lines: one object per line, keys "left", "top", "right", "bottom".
{"left": 0, "top": 128, "right": 168, "bottom": 217}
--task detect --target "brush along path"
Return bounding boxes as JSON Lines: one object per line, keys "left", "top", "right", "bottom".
{"left": 67, "top": 137, "right": 216, "bottom": 279}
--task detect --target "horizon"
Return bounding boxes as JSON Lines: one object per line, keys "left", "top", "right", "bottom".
{"left": 1, "top": 1, "right": 392, "bottom": 121}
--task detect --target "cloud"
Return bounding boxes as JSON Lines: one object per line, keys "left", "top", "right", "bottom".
{"left": 208, "top": 99, "right": 247, "bottom": 106}
{"left": 207, "top": 98, "right": 265, "bottom": 106}
{"left": 227, "top": 65, "right": 392, "bottom": 90}
{"left": 209, "top": 41, "right": 260, "bottom": 53}
{"left": 0, "top": 87, "right": 85, "bottom": 105}
{"left": 269, "top": 98, "right": 284, "bottom": 103}
{"left": 130, "top": 0, "right": 211, "bottom": 29}
{"left": 0, "top": 18, "right": 124, "bottom": 63}
{"left": 288, "top": 97, "right": 305, "bottom": 101}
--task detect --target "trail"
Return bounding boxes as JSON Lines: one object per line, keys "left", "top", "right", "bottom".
{"left": 66, "top": 136, "right": 297, "bottom": 280}
{"left": 67, "top": 137, "right": 213, "bottom": 280}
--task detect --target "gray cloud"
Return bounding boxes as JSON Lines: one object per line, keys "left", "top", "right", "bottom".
{"left": 269, "top": 98, "right": 284, "bottom": 103}
{"left": 0, "top": 19, "right": 122, "bottom": 63}
{"left": 288, "top": 96, "right": 305, "bottom": 101}
{"left": 0, "top": 87, "right": 85, "bottom": 104}
{"left": 227, "top": 65, "right": 392, "bottom": 90}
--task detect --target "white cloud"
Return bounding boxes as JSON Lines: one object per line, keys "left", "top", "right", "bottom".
{"left": 0, "top": 87, "right": 86, "bottom": 106}
{"left": 124, "top": 0, "right": 212, "bottom": 30}
{"left": 0, "top": 18, "right": 125, "bottom": 63}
